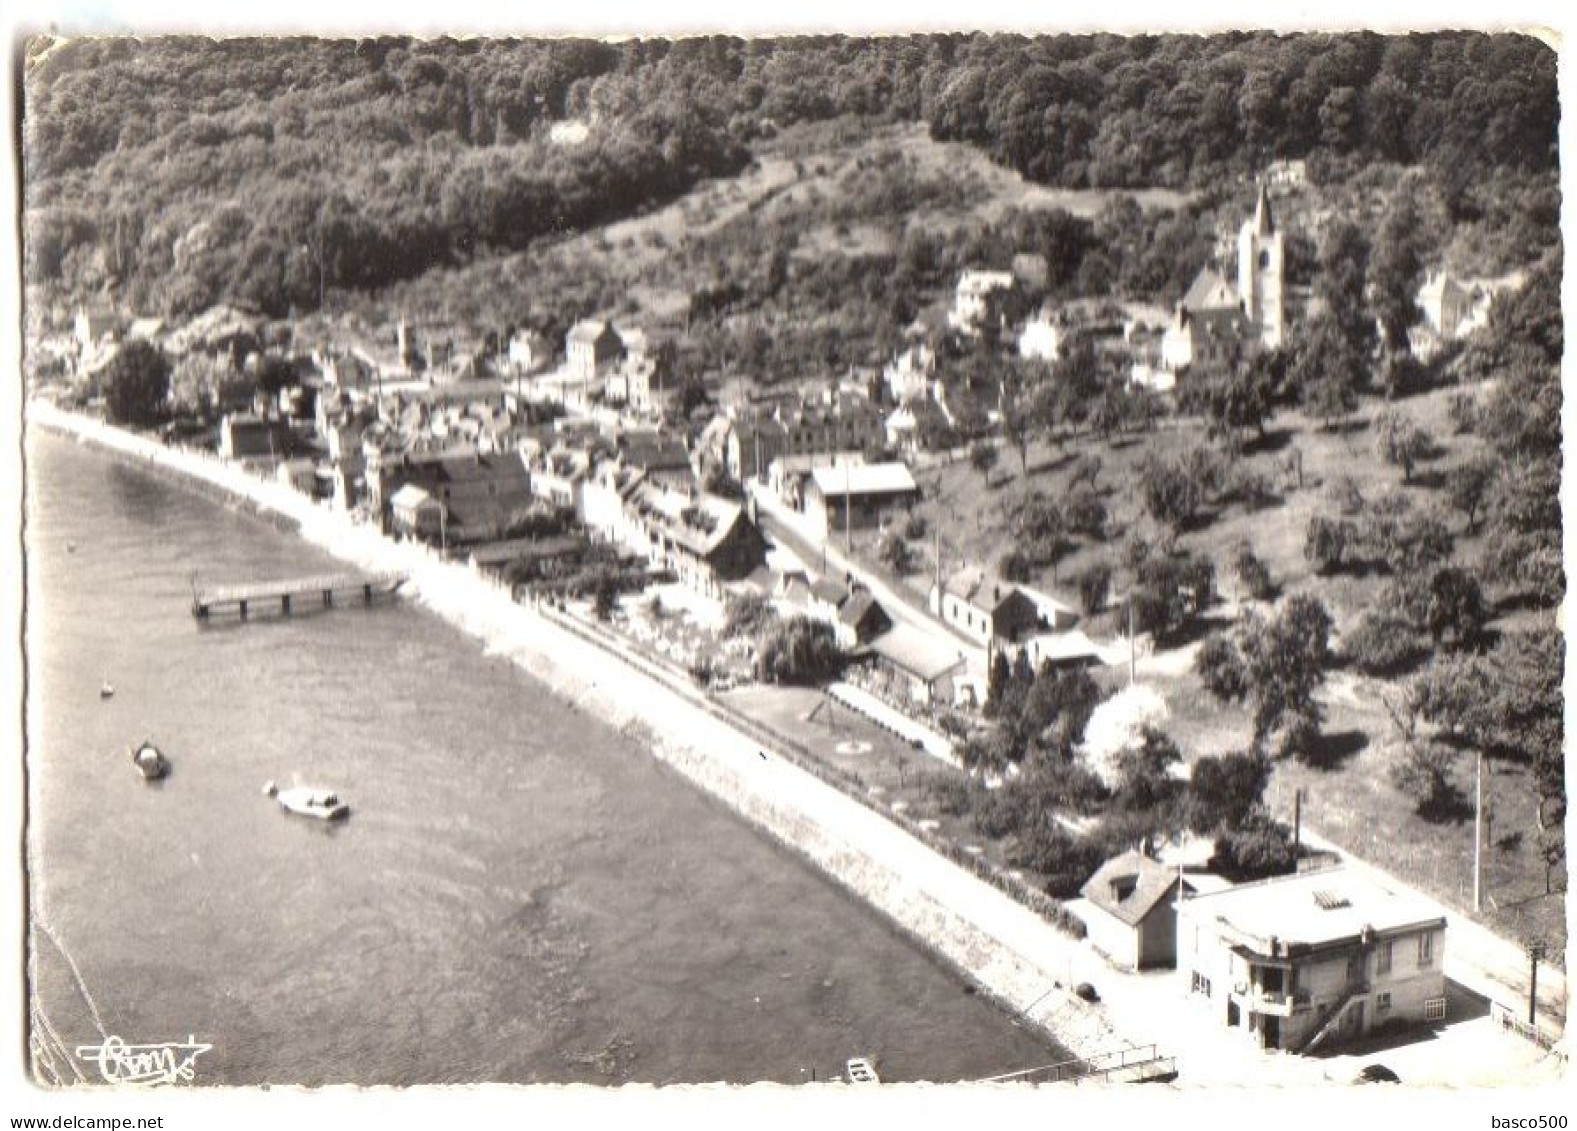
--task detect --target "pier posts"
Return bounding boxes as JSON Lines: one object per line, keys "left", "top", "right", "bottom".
{"left": 239, "top": 599, "right": 249, "bottom": 620}
{"left": 281, "top": 594, "right": 292, "bottom": 615}
{"left": 363, "top": 582, "right": 373, "bottom": 604}
{"left": 323, "top": 589, "right": 334, "bottom": 608}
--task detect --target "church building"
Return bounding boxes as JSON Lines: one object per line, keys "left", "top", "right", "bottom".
{"left": 1157, "top": 185, "right": 1286, "bottom": 377}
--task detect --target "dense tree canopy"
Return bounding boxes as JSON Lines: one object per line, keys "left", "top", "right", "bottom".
{"left": 23, "top": 33, "right": 1558, "bottom": 321}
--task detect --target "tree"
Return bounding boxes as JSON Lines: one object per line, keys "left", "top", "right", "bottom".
{"left": 1374, "top": 409, "right": 1434, "bottom": 483}
{"left": 1342, "top": 610, "right": 1428, "bottom": 676}
{"left": 986, "top": 650, "right": 1012, "bottom": 712}
{"left": 1239, "top": 596, "right": 1332, "bottom": 752}
{"left": 1186, "top": 751, "right": 1271, "bottom": 834}
{"left": 103, "top": 340, "right": 172, "bottom": 427}
{"left": 1195, "top": 633, "right": 1249, "bottom": 702}
{"left": 1208, "top": 811, "right": 1298, "bottom": 881}
{"left": 1137, "top": 451, "right": 1208, "bottom": 531}
{"left": 592, "top": 577, "right": 618, "bottom": 620}
{"left": 877, "top": 530, "right": 914, "bottom": 574}
{"left": 1370, "top": 190, "right": 1426, "bottom": 392}
{"left": 969, "top": 440, "right": 999, "bottom": 476}
{"left": 1202, "top": 358, "right": 1275, "bottom": 452}
{"left": 1112, "top": 726, "right": 1183, "bottom": 814}
{"left": 756, "top": 616, "right": 843, "bottom": 685}
{"left": 1304, "top": 514, "right": 1356, "bottom": 576}
{"left": 1128, "top": 547, "right": 1215, "bottom": 641}
{"left": 1445, "top": 454, "right": 1496, "bottom": 533}
{"left": 1075, "top": 560, "right": 1111, "bottom": 617}
{"left": 1293, "top": 315, "right": 1363, "bottom": 428}
{"left": 1232, "top": 541, "right": 1275, "bottom": 601}
{"left": 1390, "top": 736, "right": 1464, "bottom": 821}
{"left": 723, "top": 591, "right": 774, "bottom": 638}
{"left": 1417, "top": 565, "right": 1487, "bottom": 647}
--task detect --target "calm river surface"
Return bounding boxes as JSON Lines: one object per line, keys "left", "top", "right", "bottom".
{"left": 25, "top": 428, "right": 1062, "bottom": 1086}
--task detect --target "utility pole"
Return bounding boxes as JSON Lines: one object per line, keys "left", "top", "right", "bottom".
{"left": 1474, "top": 752, "right": 1485, "bottom": 913}
{"left": 1127, "top": 596, "right": 1136, "bottom": 687}
{"left": 844, "top": 458, "right": 852, "bottom": 556}
{"left": 1293, "top": 788, "right": 1303, "bottom": 857}
{"left": 1527, "top": 939, "right": 1545, "bottom": 1028}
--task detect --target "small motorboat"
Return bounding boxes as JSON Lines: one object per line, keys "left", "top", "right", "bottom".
{"left": 845, "top": 1057, "right": 881, "bottom": 1085}
{"left": 130, "top": 741, "right": 169, "bottom": 781}
{"left": 99, "top": 682, "right": 115, "bottom": 700}
{"left": 263, "top": 781, "right": 349, "bottom": 821}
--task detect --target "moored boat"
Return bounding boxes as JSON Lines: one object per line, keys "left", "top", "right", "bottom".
{"left": 99, "top": 682, "right": 114, "bottom": 699}
{"left": 263, "top": 781, "right": 349, "bottom": 820}
{"left": 130, "top": 741, "right": 168, "bottom": 781}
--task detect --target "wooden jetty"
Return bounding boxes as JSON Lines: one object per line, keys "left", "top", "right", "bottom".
{"left": 191, "top": 571, "right": 407, "bottom": 620}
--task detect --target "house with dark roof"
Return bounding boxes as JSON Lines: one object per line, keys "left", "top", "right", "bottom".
{"left": 1079, "top": 851, "right": 1225, "bottom": 971}
{"left": 624, "top": 483, "right": 767, "bottom": 597}
{"left": 369, "top": 448, "right": 533, "bottom": 546}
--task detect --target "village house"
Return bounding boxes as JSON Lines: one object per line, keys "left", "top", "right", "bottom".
{"left": 802, "top": 462, "right": 920, "bottom": 539}
{"left": 622, "top": 483, "right": 767, "bottom": 598}
{"left": 467, "top": 534, "right": 589, "bottom": 584}
{"left": 1151, "top": 186, "right": 1286, "bottom": 387}
{"left": 883, "top": 398, "right": 951, "bottom": 457}
{"left": 929, "top": 566, "right": 1079, "bottom": 653}
{"left": 218, "top": 412, "right": 290, "bottom": 462}
{"left": 767, "top": 451, "right": 865, "bottom": 509}
{"left": 723, "top": 417, "right": 791, "bottom": 482}
{"left": 389, "top": 483, "right": 444, "bottom": 541}
{"left": 882, "top": 344, "right": 937, "bottom": 405}
{"left": 368, "top": 448, "right": 534, "bottom": 546}
{"left": 1177, "top": 866, "right": 1448, "bottom": 1054}
{"left": 507, "top": 329, "right": 553, "bottom": 375}
{"left": 1017, "top": 308, "right": 1065, "bottom": 362}
{"left": 716, "top": 391, "right": 887, "bottom": 483}
{"left": 1079, "top": 851, "right": 1229, "bottom": 971}
{"left": 1265, "top": 158, "right": 1309, "bottom": 189}
{"left": 528, "top": 445, "right": 596, "bottom": 513}
{"left": 948, "top": 269, "right": 1017, "bottom": 338}
{"left": 74, "top": 303, "right": 121, "bottom": 352}
{"left": 566, "top": 319, "right": 626, "bottom": 387}
{"left": 791, "top": 575, "right": 893, "bottom": 651}
{"left": 275, "top": 457, "right": 319, "bottom": 498}
{"left": 862, "top": 623, "right": 968, "bottom": 707}
{"left": 612, "top": 432, "right": 695, "bottom": 492}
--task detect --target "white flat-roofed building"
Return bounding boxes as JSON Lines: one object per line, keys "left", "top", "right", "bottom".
{"left": 1177, "top": 866, "right": 1448, "bottom": 1054}
{"left": 803, "top": 461, "right": 920, "bottom": 537}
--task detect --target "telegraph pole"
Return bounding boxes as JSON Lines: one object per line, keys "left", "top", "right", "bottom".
{"left": 844, "top": 458, "right": 852, "bottom": 555}
{"left": 1474, "top": 752, "right": 1485, "bottom": 913}
{"left": 1127, "top": 596, "right": 1136, "bottom": 687}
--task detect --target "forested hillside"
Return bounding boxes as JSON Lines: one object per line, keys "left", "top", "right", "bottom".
{"left": 23, "top": 33, "right": 1557, "bottom": 320}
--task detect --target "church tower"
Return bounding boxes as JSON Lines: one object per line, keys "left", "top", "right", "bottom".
{"left": 1237, "top": 183, "right": 1285, "bottom": 349}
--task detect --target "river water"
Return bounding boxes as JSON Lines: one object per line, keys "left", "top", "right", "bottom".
{"left": 24, "top": 429, "right": 1062, "bottom": 1086}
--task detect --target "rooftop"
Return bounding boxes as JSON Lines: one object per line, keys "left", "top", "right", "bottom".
{"left": 1181, "top": 866, "right": 1446, "bottom": 955}
{"left": 867, "top": 623, "right": 966, "bottom": 682}
{"left": 809, "top": 461, "right": 918, "bottom": 497}
{"left": 1082, "top": 851, "right": 1190, "bottom": 927}
{"left": 1181, "top": 268, "right": 1239, "bottom": 314}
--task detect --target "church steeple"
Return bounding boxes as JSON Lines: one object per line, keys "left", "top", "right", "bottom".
{"left": 1253, "top": 182, "right": 1275, "bottom": 237}
{"left": 1238, "top": 181, "right": 1285, "bottom": 350}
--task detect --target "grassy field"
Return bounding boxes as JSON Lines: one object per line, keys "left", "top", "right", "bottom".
{"left": 873, "top": 379, "right": 1566, "bottom": 956}
{"left": 341, "top": 119, "right": 1200, "bottom": 342}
